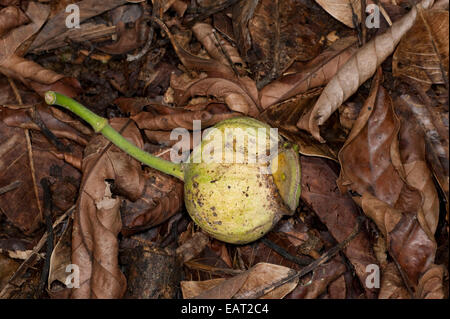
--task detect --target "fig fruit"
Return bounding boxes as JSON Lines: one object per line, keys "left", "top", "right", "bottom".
{"left": 45, "top": 92, "right": 301, "bottom": 244}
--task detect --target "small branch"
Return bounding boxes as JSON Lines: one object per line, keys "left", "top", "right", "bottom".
{"left": 0, "top": 180, "right": 22, "bottom": 195}
{"left": 34, "top": 178, "right": 54, "bottom": 298}
{"left": 261, "top": 237, "right": 313, "bottom": 267}
{"left": 247, "top": 216, "right": 364, "bottom": 299}
{"left": 0, "top": 206, "right": 74, "bottom": 298}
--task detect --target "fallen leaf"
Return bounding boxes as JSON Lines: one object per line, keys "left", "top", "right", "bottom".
{"left": 315, "top": 0, "right": 361, "bottom": 28}
{"left": 300, "top": 155, "right": 379, "bottom": 298}
{"left": 393, "top": 9, "right": 449, "bottom": 90}
{"left": 70, "top": 118, "right": 146, "bottom": 298}
{"left": 259, "top": 36, "right": 357, "bottom": 109}
{"left": 0, "top": 6, "right": 29, "bottom": 37}
{"left": 188, "top": 262, "right": 298, "bottom": 299}
{"left": 297, "top": 0, "right": 434, "bottom": 142}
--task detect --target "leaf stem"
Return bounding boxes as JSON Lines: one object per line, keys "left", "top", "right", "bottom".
{"left": 44, "top": 91, "right": 184, "bottom": 181}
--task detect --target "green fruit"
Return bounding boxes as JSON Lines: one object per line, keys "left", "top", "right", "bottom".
{"left": 183, "top": 117, "right": 301, "bottom": 244}
{"left": 44, "top": 92, "right": 301, "bottom": 245}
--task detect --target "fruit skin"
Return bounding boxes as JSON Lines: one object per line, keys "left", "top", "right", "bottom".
{"left": 183, "top": 117, "right": 300, "bottom": 244}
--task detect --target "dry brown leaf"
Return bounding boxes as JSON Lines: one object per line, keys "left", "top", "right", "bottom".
{"left": 297, "top": 0, "right": 434, "bottom": 142}
{"left": 396, "top": 93, "right": 449, "bottom": 206}
{"left": 396, "top": 100, "right": 440, "bottom": 237}
{"left": 154, "top": 17, "right": 236, "bottom": 79}
{"left": 174, "top": 77, "right": 260, "bottom": 116}
{"left": 0, "top": 6, "right": 29, "bottom": 37}
{"left": 259, "top": 36, "right": 357, "bottom": 109}
{"left": 286, "top": 258, "right": 346, "bottom": 299}
{"left": 315, "top": 0, "right": 362, "bottom": 28}
{"left": 71, "top": 118, "right": 146, "bottom": 298}
{"left": 260, "top": 88, "right": 341, "bottom": 160}
{"left": 0, "top": 2, "right": 80, "bottom": 97}
{"left": 336, "top": 70, "right": 438, "bottom": 286}
{"left": 0, "top": 117, "right": 81, "bottom": 233}
{"left": 121, "top": 153, "right": 184, "bottom": 236}
{"left": 360, "top": 193, "right": 436, "bottom": 287}
{"left": 337, "top": 70, "right": 422, "bottom": 217}
{"left": 300, "top": 155, "right": 379, "bottom": 298}
{"left": 1, "top": 103, "right": 90, "bottom": 146}
{"left": 378, "top": 262, "right": 410, "bottom": 299}
{"left": 48, "top": 218, "right": 73, "bottom": 296}
{"left": 393, "top": 9, "right": 449, "bottom": 90}
{"left": 192, "top": 22, "right": 245, "bottom": 68}
{"left": 181, "top": 278, "right": 226, "bottom": 299}
{"left": 415, "top": 264, "right": 447, "bottom": 298}
{"left": 176, "top": 232, "right": 210, "bottom": 263}
{"left": 189, "top": 262, "right": 298, "bottom": 299}
{"left": 29, "top": 0, "right": 129, "bottom": 51}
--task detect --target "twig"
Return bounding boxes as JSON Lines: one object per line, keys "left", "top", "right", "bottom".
{"left": 0, "top": 206, "right": 75, "bottom": 299}
{"left": 246, "top": 216, "right": 364, "bottom": 299}
{"left": 0, "top": 180, "right": 22, "bottom": 195}
{"left": 7, "top": 77, "right": 43, "bottom": 222}
{"left": 211, "top": 28, "right": 240, "bottom": 77}
{"left": 261, "top": 237, "right": 313, "bottom": 266}
{"left": 34, "top": 178, "right": 54, "bottom": 298}
{"left": 28, "top": 107, "right": 71, "bottom": 152}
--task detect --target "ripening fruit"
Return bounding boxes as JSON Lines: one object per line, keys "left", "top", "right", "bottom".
{"left": 183, "top": 117, "right": 301, "bottom": 244}
{"left": 45, "top": 92, "right": 301, "bottom": 244}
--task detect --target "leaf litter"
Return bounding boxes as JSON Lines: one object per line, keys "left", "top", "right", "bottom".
{"left": 0, "top": 0, "right": 448, "bottom": 300}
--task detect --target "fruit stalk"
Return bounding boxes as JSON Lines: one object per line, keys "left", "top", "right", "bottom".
{"left": 44, "top": 91, "right": 184, "bottom": 180}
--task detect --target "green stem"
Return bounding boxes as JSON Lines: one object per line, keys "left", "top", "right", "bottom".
{"left": 45, "top": 91, "right": 184, "bottom": 181}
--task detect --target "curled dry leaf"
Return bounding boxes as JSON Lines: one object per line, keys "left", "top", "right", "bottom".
{"left": 415, "top": 264, "right": 447, "bottom": 299}
{"left": 175, "top": 77, "right": 260, "bottom": 116}
{"left": 71, "top": 118, "right": 146, "bottom": 298}
{"left": 396, "top": 93, "right": 449, "bottom": 206}
{"left": 300, "top": 155, "right": 379, "bottom": 298}
{"left": 260, "top": 36, "right": 357, "bottom": 109}
{"left": 315, "top": 0, "right": 361, "bottom": 28}
{"left": 393, "top": 9, "right": 449, "bottom": 90}
{"left": 0, "top": 6, "right": 29, "bottom": 37}
{"left": 298, "top": 0, "right": 433, "bottom": 142}
{"left": 396, "top": 100, "right": 440, "bottom": 237}
{"left": 0, "top": 2, "right": 80, "bottom": 97}
{"left": 183, "top": 262, "right": 298, "bottom": 299}
{"left": 260, "top": 88, "right": 340, "bottom": 160}
{"left": 378, "top": 262, "right": 410, "bottom": 299}
{"left": 338, "top": 71, "right": 439, "bottom": 239}
{"left": 154, "top": 17, "right": 236, "bottom": 79}
{"left": 120, "top": 151, "right": 184, "bottom": 236}
{"left": 337, "top": 71, "right": 438, "bottom": 286}
{"left": 192, "top": 22, "right": 245, "bottom": 68}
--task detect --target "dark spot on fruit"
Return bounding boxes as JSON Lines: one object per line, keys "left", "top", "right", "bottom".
{"left": 228, "top": 185, "right": 231, "bottom": 189}
{"left": 193, "top": 181, "right": 199, "bottom": 188}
